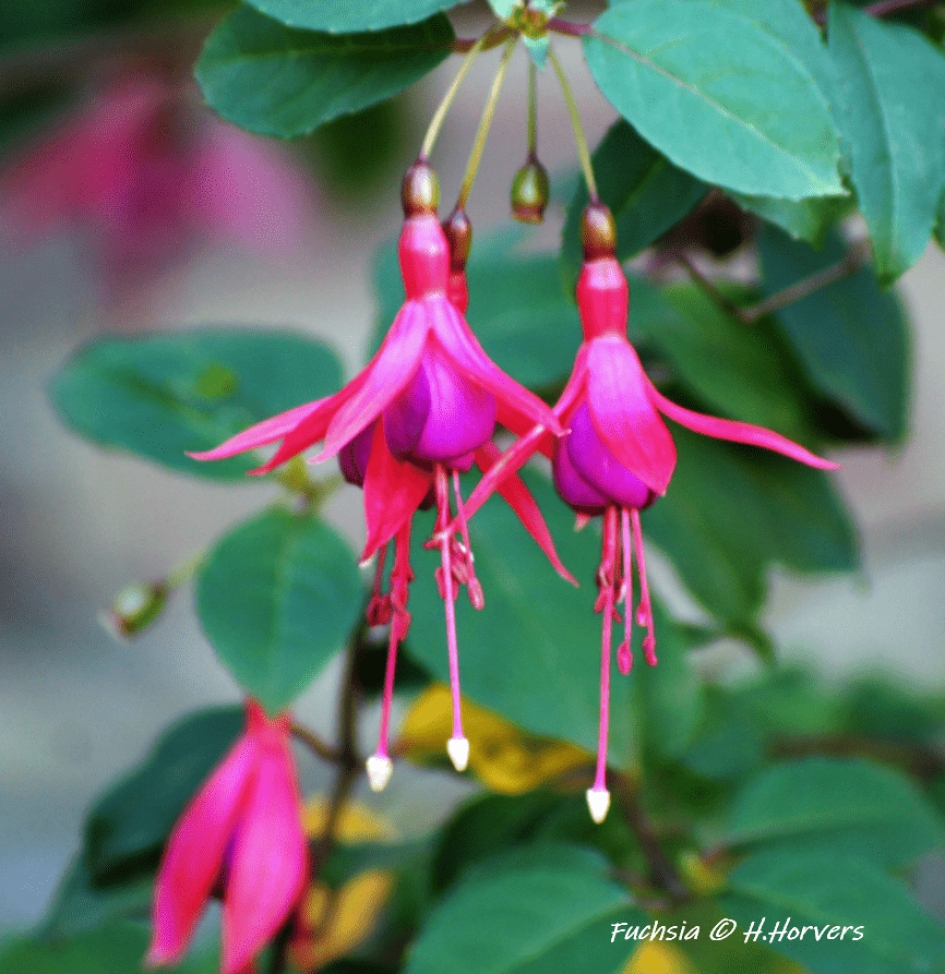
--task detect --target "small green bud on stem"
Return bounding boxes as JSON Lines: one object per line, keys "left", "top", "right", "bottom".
{"left": 101, "top": 581, "right": 167, "bottom": 641}
{"left": 511, "top": 155, "right": 550, "bottom": 224}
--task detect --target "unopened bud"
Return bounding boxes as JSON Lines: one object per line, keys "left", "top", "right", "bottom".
{"left": 101, "top": 581, "right": 167, "bottom": 640}
{"left": 442, "top": 206, "right": 472, "bottom": 272}
{"left": 511, "top": 156, "right": 550, "bottom": 224}
{"left": 581, "top": 202, "right": 617, "bottom": 260}
{"left": 401, "top": 158, "right": 440, "bottom": 216}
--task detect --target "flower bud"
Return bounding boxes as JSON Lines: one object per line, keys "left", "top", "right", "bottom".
{"left": 511, "top": 156, "right": 550, "bottom": 224}
{"left": 581, "top": 202, "right": 617, "bottom": 260}
{"left": 442, "top": 206, "right": 472, "bottom": 273}
{"left": 401, "top": 158, "right": 440, "bottom": 217}
{"left": 101, "top": 581, "right": 167, "bottom": 640}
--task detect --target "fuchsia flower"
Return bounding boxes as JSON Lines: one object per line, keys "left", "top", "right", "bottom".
{"left": 0, "top": 74, "right": 313, "bottom": 298}
{"left": 149, "top": 700, "right": 307, "bottom": 974}
{"left": 190, "top": 161, "right": 568, "bottom": 790}
{"left": 463, "top": 204, "right": 840, "bottom": 824}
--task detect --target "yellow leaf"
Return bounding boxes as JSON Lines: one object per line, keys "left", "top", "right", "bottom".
{"left": 303, "top": 797, "right": 395, "bottom": 843}
{"left": 623, "top": 941, "right": 696, "bottom": 974}
{"left": 397, "top": 684, "right": 592, "bottom": 794}
{"left": 293, "top": 870, "right": 394, "bottom": 971}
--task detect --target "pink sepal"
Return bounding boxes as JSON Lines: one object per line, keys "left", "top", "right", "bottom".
{"left": 221, "top": 727, "right": 307, "bottom": 974}
{"left": 648, "top": 386, "right": 841, "bottom": 471}
{"left": 585, "top": 338, "right": 677, "bottom": 495}
{"left": 148, "top": 735, "right": 258, "bottom": 967}
{"left": 361, "top": 423, "right": 433, "bottom": 562}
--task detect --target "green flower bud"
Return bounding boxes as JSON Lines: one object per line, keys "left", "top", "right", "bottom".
{"left": 511, "top": 157, "right": 550, "bottom": 224}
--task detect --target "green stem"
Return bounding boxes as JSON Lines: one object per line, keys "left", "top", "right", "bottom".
{"left": 456, "top": 36, "right": 519, "bottom": 209}
{"left": 527, "top": 58, "right": 538, "bottom": 157}
{"left": 165, "top": 549, "right": 205, "bottom": 590}
{"left": 420, "top": 31, "right": 491, "bottom": 161}
{"left": 548, "top": 47, "right": 599, "bottom": 201}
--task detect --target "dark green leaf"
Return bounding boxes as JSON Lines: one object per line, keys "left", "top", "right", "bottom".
{"left": 0, "top": 923, "right": 149, "bottom": 974}
{"left": 196, "top": 8, "right": 453, "bottom": 139}
{"left": 724, "top": 758, "right": 944, "bottom": 867}
{"left": 732, "top": 192, "right": 848, "bottom": 247}
{"left": 373, "top": 231, "right": 580, "bottom": 391}
{"left": 196, "top": 508, "right": 363, "bottom": 713}
{"left": 404, "top": 845, "right": 643, "bottom": 974}
{"left": 828, "top": 4, "right": 945, "bottom": 282}
{"left": 51, "top": 328, "right": 342, "bottom": 480}
{"left": 84, "top": 708, "right": 243, "bottom": 885}
{"left": 584, "top": 0, "right": 842, "bottom": 199}
{"left": 242, "top": 0, "right": 461, "bottom": 32}
{"left": 562, "top": 119, "right": 707, "bottom": 285}
{"left": 406, "top": 472, "right": 637, "bottom": 765}
{"left": 633, "top": 280, "right": 819, "bottom": 444}
{"left": 42, "top": 858, "right": 153, "bottom": 938}
{"left": 642, "top": 428, "right": 857, "bottom": 626}
{"left": 722, "top": 850, "right": 945, "bottom": 974}
{"left": 758, "top": 225, "right": 910, "bottom": 441}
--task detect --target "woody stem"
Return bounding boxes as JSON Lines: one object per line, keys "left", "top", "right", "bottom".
{"left": 456, "top": 35, "right": 518, "bottom": 209}
{"left": 548, "top": 47, "right": 599, "bottom": 202}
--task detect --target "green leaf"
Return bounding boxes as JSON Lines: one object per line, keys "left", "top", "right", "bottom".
{"left": 196, "top": 508, "right": 363, "bottom": 713}
{"left": 523, "top": 33, "right": 549, "bottom": 69}
{"left": 584, "top": 0, "right": 842, "bottom": 199}
{"left": 196, "top": 7, "right": 454, "bottom": 139}
{"left": 732, "top": 192, "right": 848, "bottom": 247}
{"left": 404, "top": 845, "right": 643, "bottom": 974}
{"left": 722, "top": 850, "right": 945, "bottom": 974}
{"left": 487, "top": 0, "right": 517, "bottom": 18}
{"left": 405, "top": 472, "right": 637, "bottom": 765}
{"left": 828, "top": 4, "right": 945, "bottom": 282}
{"left": 0, "top": 923, "right": 149, "bottom": 974}
{"left": 724, "top": 758, "right": 944, "bottom": 867}
{"left": 758, "top": 225, "right": 910, "bottom": 441}
{"left": 373, "top": 231, "right": 580, "bottom": 391}
{"left": 51, "top": 328, "right": 342, "bottom": 480}
{"left": 562, "top": 120, "right": 707, "bottom": 286}
{"left": 84, "top": 708, "right": 243, "bottom": 885}
{"left": 241, "top": 0, "right": 461, "bottom": 32}
{"left": 42, "top": 859, "right": 153, "bottom": 938}
{"left": 633, "top": 280, "right": 819, "bottom": 444}
{"left": 641, "top": 428, "right": 857, "bottom": 626}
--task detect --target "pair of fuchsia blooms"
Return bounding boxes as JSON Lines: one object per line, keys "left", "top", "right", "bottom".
{"left": 148, "top": 163, "right": 837, "bottom": 974}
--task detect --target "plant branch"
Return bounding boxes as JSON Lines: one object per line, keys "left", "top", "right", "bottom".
{"left": 771, "top": 732, "right": 945, "bottom": 782}
{"left": 612, "top": 775, "right": 689, "bottom": 902}
{"left": 740, "top": 243, "right": 869, "bottom": 323}
{"left": 291, "top": 722, "right": 342, "bottom": 765}
{"left": 676, "top": 254, "right": 746, "bottom": 321}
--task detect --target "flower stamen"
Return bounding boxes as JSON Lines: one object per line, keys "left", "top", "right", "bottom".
{"left": 617, "top": 507, "right": 634, "bottom": 675}
{"left": 631, "top": 509, "right": 657, "bottom": 666}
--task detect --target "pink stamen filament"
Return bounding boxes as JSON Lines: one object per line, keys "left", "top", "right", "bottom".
{"left": 451, "top": 468, "right": 483, "bottom": 610}
{"left": 374, "top": 524, "right": 412, "bottom": 761}
{"left": 435, "top": 465, "right": 465, "bottom": 742}
{"left": 619, "top": 507, "right": 634, "bottom": 674}
{"left": 631, "top": 509, "right": 657, "bottom": 666}
{"left": 595, "top": 506, "right": 619, "bottom": 792}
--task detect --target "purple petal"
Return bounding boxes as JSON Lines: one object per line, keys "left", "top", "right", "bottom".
{"left": 552, "top": 430, "right": 608, "bottom": 516}
{"left": 567, "top": 404, "right": 656, "bottom": 510}
{"left": 338, "top": 421, "right": 376, "bottom": 488}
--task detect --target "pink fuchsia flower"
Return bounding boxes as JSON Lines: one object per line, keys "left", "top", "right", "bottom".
{"left": 0, "top": 74, "right": 313, "bottom": 299}
{"left": 190, "top": 160, "right": 566, "bottom": 787}
{"left": 149, "top": 700, "right": 307, "bottom": 974}
{"left": 461, "top": 204, "right": 839, "bottom": 824}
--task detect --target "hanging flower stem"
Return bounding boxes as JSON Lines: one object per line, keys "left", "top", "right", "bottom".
{"left": 527, "top": 58, "right": 538, "bottom": 157}
{"left": 548, "top": 47, "right": 599, "bottom": 202}
{"left": 455, "top": 35, "right": 518, "bottom": 210}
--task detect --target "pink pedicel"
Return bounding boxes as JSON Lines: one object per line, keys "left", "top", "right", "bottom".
{"left": 148, "top": 701, "right": 307, "bottom": 974}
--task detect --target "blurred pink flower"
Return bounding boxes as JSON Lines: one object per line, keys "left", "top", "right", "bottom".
{"left": 149, "top": 700, "right": 307, "bottom": 974}
{"left": 0, "top": 75, "right": 314, "bottom": 296}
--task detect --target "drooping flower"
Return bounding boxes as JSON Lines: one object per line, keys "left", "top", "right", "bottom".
{"left": 189, "top": 160, "right": 566, "bottom": 787}
{"left": 460, "top": 203, "right": 840, "bottom": 824}
{"left": 149, "top": 700, "right": 307, "bottom": 974}
{"left": 0, "top": 74, "right": 313, "bottom": 299}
